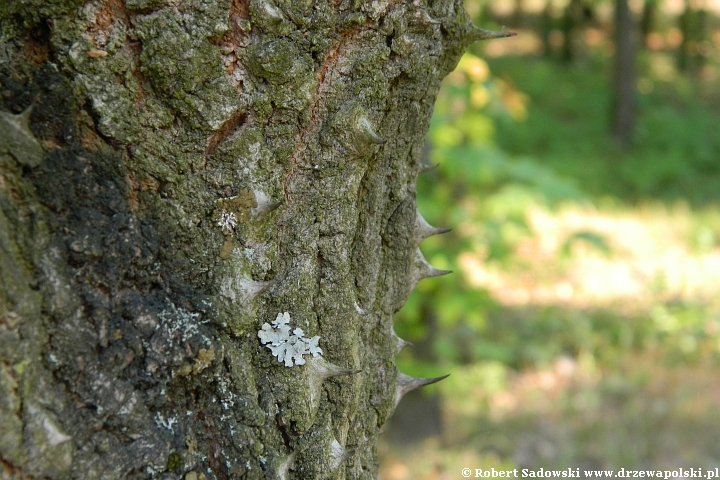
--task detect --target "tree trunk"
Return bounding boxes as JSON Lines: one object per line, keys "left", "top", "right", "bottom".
{"left": 640, "top": 0, "right": 658, "bottom": 42}
{"left": 560, "top": 0, "right": 581, "bottom": 62}
{"left": 677, "top": 0, "right": 707, "bottom": 73}
{"left": 540, "top": 1, "right": 555, "bottom": 58}
{"left": 0, "top": 1, "right": 507, "bottom": 478}
{"left": 611, "top": 0, "right": 637, "bottom": 146}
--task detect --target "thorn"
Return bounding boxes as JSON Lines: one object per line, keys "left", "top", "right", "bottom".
{"left": 251, "top": 190, "right": 282, "bottom": 217}
{"left": 458, "top": 7, "right": 517, "bottom": 45}
{"left": 355, "top": 115, "right": 386, "bottom": 145}
{"left": 391, "top": 34, "right": 418, "bottom": 56}
{"left": 354, "top": 302, "right": 370, "bottom": 315}
{"left": 392, "top": 329, "right": 412, "bottom": 354}
{"left": 277, "top": 452, "right": 295, "bottom": 480}
{"left": 17, "top": 105, "right": 34, "bottom": 128}
{"left": 0, "top": 106, "right": 43, "bottom": 168}
{"left": 332, "top": 104, "right": 385, "bottom": 155}
{"left": 307, "top": 357, "right": 361, "bottom": 406}
{"left": 467, "top": 25, "right": 517, "bottom": 42}
{"left": 419, "top": 161, "right": 438, "bottom": 173}
{"left": 311, "top": 357, "right": 362, "bottom": 380}
{"left": 414, "top": 248, "right": 452, "bottom": 282}
{"left": 419, "top": 140, "right": 435, "bottom": 172}
{"left": 330, "top": 439, "right": 351, "bottom": 470}
{"left": 394, "top": 372, "right": 449, "bottom": 406}
{"left": 415, "top": 209, "right": 451, "bottom": 243}
{"left": 414, "top": 10, "right": 441, "bottom": 25}
{"left": 239, "top": 277, "right": 275, "bottom": 300}
{"left": 256, "top": 0, "right": 284, "bottom": 25}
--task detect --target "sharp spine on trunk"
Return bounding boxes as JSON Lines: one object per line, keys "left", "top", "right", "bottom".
{"left": 307, "top": 357, "right": 361, "bottom": 409}
{"left": 251, "top": 190, "right": 282, "bottom": 217}
{"left": 468, "top": 26, "right": 517, "bottom": 42}
{"left": 238, "top": 277, "right": 275, "bottom": 301}
{"left": 459, "top": 7, "right": 517, "bottom": 45}
{"left": 355, "top": 115, "right": 386, "bottom": 146}
{"left": 394, "top": 372, "right": 450, "bottom": 407}
{"left": 310, "top": 357, "right": 362, "bottom": 380}
{"left": 329, "top": 439, "right": 352, "bottom": 470}
{"left": 392, "top": 329, "right": 412, "bottom": 354}
{"left": 413, "top": 248, "right": 451, "bottom": 285}
{"left": 276, "top": 452, "right": 295, "bottom": 480}
{"left": 419, "top": 162, "right": 438, "bottom": 173}
{"left": 415, "top": 209, "right": 451, "bottom": 243}
{"left": 0, "top": 105, "right": 43, "bottom": 168}
{"left": 354, "top": 302, "right": 370, "bottom": 315}
{"left": 16, "top": 105, "right": 33, "bottom": 126}
{"left": 418, "top": 154, "right": 438, "bottom": 173}
{"left": 414, "top": 10, "right": 441, "bottom": 25}
{"left": 331, "top": 103, "right": 385, "bottom": 154}
{"left": 255, "top": 0, "right": 284, "bottom": 25}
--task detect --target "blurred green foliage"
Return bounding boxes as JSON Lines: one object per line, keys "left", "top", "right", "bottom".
{"left": 394, "top": 48, "right": 720, "bottom": 447}
{"left": 397, "top": 51, "right": 592, "bottom": 370}
{"left": 396, "top": 49, "right": 720, "bottom": 373}
{"left": 384, "top": 1, "right": 720, "bottom": 474}
{"left": 492, "top": 56, "right": 720, "bottom": 204}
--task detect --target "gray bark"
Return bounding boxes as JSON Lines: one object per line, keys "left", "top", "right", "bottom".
{"left": 0, "top": 1, "right": 499, "bottom": 478}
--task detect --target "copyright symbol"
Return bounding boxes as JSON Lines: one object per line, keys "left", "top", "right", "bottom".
{"left": 462, "top": 468, "right": 471, "bottom": 477}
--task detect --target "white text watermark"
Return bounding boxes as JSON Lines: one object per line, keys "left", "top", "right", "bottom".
{"left": 461, "top": 468, "right": 717, "bottom": 478}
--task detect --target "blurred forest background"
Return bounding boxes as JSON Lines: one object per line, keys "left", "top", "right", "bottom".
{"left": 379, "top": 0, "right": 720, "bottom": 476}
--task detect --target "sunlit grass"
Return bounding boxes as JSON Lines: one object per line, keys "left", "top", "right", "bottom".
{"left": 461, "top": 202, "right": 720, "bottom": 310}
{"left": 381, "top": 347, "right": 720, "bottom": 477}
{"left": 383, "top": 193, "right": 720, "bottom": 475}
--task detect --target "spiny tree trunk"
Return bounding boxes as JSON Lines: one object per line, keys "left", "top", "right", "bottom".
{"left": 0, "top": 0, "right": 510, "bottom": 479}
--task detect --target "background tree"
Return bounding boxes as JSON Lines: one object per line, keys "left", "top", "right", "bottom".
{"left": 677, "top": 0, "right": 708, "bottom": 72}
{"left": 640, "top": 0, "right": 659, "bottom": 41}
{"left": 559, "top": 0, "right": 588, "bottom": 62}
{"left": 611, "top": 0, "right": 637, "bottom": 146}
{"left": 0, "top": 0, "right": 512, "bottom": 478}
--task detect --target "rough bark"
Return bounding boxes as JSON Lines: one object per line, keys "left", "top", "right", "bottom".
{"left": 0, "top": 1, "right": 502, "bottom": 478}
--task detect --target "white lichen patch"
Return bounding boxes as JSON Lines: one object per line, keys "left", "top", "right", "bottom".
{"left": 155, "top": 412, "right": 178, "bottom": 432}
{"left": 217, "top": 210, "right": 238, "bottom": 234}
{"left": 158, "top": 302, "right": 205, "bottom": 343}
{"left": 258, "top": 312, "right": 323, "bottom": 367}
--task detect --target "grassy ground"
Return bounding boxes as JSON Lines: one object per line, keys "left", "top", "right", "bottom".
{"left": 379, "top": 28, "right": 720, "bottom": 478}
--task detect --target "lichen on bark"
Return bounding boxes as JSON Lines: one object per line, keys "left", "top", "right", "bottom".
{"left": 0, "top": 0, "right": 498, "bottom": 478}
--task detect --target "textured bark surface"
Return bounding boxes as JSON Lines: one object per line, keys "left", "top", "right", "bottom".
{"left": 0, "top": 0, "right": 485, "bottom": 478}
